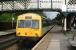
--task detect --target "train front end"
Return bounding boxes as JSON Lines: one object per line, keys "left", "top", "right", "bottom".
{"left": 16, "top": 13, "right": 42, "bottom": 38}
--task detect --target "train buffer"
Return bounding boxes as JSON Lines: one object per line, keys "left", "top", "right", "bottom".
{"left": 0, "top": 29, "right": 15, "bottom": 36}
{"left": 32, "top": 26, "right": 69, "bottom": 50}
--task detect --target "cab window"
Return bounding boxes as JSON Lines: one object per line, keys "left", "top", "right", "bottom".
{"left": 18, "top": 20, "right": 25, "bottom": 28}
{"left": 25, "top": 20, "right": 31, "bottom": 28}
{"left": 18, "top": 20, "right": 39, "bottom": 28}
{"left": 32, "top": 20, "right": 39, "bottom": 28}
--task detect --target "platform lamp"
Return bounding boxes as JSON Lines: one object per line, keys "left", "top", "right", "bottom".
{"left": 12, "top": 13, "right": 15, "bottom": 29}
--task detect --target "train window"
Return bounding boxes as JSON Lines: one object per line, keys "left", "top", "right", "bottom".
{"left": 32, "top": 20, "right": 39, "bottom": 28}
{"left": 18, "top": 20, "right": 25, "bottom": 28}
{"left": 25, "top": 20, "right": 31, "bottom": 28}
{"left": 18, "top": 20, "right": 31, "bottom": 28}
{"left": 18, "top": 20, "right": 39, "bottom": 28}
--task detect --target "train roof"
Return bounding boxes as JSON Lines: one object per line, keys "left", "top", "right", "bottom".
{"left": 17, "top": 13, "right": 42, "bottom": 19}
{"left": 17, "top": 13, "right": 48, "bottom": 20}
{"left": 18, "top": 13, "right": 41, "bottom": 17}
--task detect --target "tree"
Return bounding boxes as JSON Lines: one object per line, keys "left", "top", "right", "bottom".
{"left": 0, "top": 13, "right": 12, "bottom": 22}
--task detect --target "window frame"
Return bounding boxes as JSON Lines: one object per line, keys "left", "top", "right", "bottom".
{"left": 18, "top": 20, "right": 39, "bottom": 29}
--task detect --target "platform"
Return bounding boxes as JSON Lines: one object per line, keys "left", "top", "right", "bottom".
{"left": 66, "top": 30, "right": 76, "bottom": 47}
{"left": 32, "top": 25, "right": 69, "bottom": 50}
{"left": 0, "top": 29, "right": 15, "bottom": 36}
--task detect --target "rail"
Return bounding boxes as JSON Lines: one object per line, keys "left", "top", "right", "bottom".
{"left": 0, "top": 33, "right": 18, "bottom": 50}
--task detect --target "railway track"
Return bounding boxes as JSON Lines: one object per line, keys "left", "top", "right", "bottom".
{"left": 1, "top": 25, "right": 55, "bottom": 50}
{"left": 0, "top": 33, "right": 18, "bottom": 50}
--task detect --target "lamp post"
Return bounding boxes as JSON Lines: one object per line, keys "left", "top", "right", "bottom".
{"left": 62, "top": 4, "right": 67, "bottom": 32}
{"left": 12, "top": 13, "right": 15, "bottom": 29}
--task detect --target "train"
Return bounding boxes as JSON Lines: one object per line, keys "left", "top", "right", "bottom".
{"left": 16, "top": 13, "right": 52, "bottom": 40}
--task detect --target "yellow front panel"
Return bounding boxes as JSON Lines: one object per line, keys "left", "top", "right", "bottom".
{"left": 16, "top": 20, "right": 42, "bottom": 37}
{"left": 16, "top": 13, "right": 42, "bottom": 37}
{"left": 16, "top": 28, "right": 41, "bottom": 37}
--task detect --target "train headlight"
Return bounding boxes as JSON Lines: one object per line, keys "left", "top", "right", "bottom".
{"left": 25, "top": 33, "right": 27, "bottom": 35}
{"left": 35, "top": 33, "right": 38, "bottom": 37}
{"left": 18, "top": 33, "right": 20, "bottom": 35}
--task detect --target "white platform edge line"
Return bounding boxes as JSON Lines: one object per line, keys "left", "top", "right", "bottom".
{"left": 31, "top": 32, "right": 48, "bottom": 50}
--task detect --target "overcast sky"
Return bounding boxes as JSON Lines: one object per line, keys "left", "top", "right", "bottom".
{"left": 43, "top": 11, "right": 59, "bottom": 20}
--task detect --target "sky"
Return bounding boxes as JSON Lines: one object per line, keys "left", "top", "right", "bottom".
{"left": 43, "top": 11, "right": 59, "bottom": 20}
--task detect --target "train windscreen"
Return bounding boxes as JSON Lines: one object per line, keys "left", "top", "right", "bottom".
{"left": 32, "top": 20, "right": 39, "bottom": 28}
{"left": 18, "top": 20, "right": 25, "bottom": 28}
{"left": 18, "top": 20, "right": 39, "bottom": 28}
